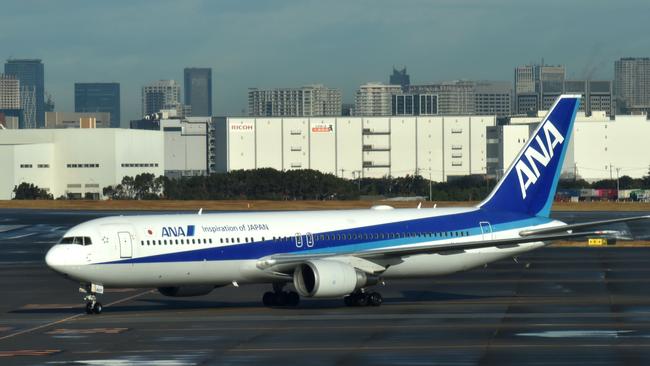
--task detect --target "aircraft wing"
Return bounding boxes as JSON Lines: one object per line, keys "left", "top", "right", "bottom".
{"left": 256, "top": 229, "right": 620, "bottom": 271}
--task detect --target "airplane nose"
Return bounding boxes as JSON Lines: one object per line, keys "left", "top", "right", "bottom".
{"left": 45, "top": 245, "right": 68, "bottom": 271}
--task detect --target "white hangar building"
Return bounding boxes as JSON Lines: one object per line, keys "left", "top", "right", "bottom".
{"left": 212, "top": 116, "right": 496, "bottom": 181}
{"left": 0, "top": 129, "right": 164, "bottom": 199}
{"left": 496, "top": 112, "right": 650, "bottom": 181}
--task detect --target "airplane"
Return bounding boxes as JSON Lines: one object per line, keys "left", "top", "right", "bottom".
{"left": 45, "top": 95, "right": 649, "bottom": 314}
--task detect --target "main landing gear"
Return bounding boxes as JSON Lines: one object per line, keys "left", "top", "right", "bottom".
{"left": 262, "top": 283, "right": 300, "bottom": 307}
{"left": 344, "top": 289, "right": 383, "bottom": 307}
{"left": 81, "top": 283, "right": 103, "bottom": 315}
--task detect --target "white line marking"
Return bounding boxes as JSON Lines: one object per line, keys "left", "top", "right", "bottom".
{"left": 0, "top": 289, "right": 153, "bottom": 342}
{"left": 6, "top": 233, "right": 37, "bottom": 240}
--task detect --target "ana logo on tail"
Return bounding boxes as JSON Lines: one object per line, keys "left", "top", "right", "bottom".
{"left": 515, "top": 119, "right": 565, "bottom": 199}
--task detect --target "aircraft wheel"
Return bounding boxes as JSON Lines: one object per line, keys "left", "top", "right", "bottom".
{"left": 286, "top": 291, "right": 300, "bottom": 306}
{"left": 85, "top": 302, "right": 94, "bottom": 314}
{"left": 92, "top": 302, "right": 103, "bottom": 314}
{"left": 262, "top": 292, "right": 275, "bottom": 307}
{"left": 274, "top": 292, "right": 288, "bottom": 306}
{"left": 355, "top": 294, "right": 368, "bottom": 307}
{"left": 344, "top": 295, "right": 354, "bottom": 307}
{"left": 368, "top": 292, "right": 383, "bottom": 306}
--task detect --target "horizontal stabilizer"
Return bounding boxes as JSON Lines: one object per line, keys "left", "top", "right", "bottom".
{"left": 519, "top": 215, "right": 650, "bottom": 237}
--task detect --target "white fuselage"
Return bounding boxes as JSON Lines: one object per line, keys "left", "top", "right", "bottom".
{"left": 45, "top": 206, "right": 563, "bottom": 288}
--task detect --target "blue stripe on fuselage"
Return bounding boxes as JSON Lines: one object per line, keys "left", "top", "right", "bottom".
{"left": 97, "top": 209, "right": 552, "bottom": 265}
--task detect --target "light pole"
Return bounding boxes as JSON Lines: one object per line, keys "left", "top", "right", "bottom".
{"left": 429, "top": 172, "right": 432, "bottom": 202}
{"left": 616, "top": 167, "right": 621, "bottom": 201}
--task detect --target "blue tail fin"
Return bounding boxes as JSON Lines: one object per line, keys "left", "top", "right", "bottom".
{"left": 479, "top": 95, "right": 581, "bottom": 217}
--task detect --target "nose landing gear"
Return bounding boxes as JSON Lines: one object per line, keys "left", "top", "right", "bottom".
{"left": 81, "top": 283, "right": 104, "bottom": 315}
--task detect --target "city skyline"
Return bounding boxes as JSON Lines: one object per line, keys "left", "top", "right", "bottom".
{"left": 1, "top": 0, "right": 649, "bottom": 124}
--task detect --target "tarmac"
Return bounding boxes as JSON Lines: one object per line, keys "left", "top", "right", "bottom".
{"left": 1, "top": 208, "right": 650, "bottom": 365}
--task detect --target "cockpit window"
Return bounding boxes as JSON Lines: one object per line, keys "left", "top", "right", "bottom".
{"left": 59, "top": 236, "right": 93, "bottom": 246}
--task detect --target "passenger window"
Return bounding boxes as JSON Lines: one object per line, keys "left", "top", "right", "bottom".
{"left": 262, "top": 237, "right": 265, "bottom": 241}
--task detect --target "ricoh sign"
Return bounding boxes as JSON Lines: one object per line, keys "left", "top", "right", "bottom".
{"left": 230, "top": 122, "right": 255, "bottom": 132}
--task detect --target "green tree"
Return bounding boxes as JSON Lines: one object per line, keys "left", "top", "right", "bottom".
{"left": 13, "top": 182, "right": 53, "bottom": 200}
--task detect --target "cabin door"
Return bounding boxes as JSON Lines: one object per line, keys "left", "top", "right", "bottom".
{"left": 480, "top": 221, "right": 493, "bottom": 240}
{"left": 118, "top": 231, "right": 133, "bottom": 258}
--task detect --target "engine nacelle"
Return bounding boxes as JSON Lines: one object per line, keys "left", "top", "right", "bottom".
{"left": 157, "top": 285, "right": 215, "bottom": 297}
{"left": 293, "top": 260, "right": 377, "bottom": 298}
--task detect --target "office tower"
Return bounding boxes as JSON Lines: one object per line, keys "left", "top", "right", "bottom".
{"left": 75, "top": 83, "right": 120, "bottom": 128}
{"left": 4, "top": 59, "right": 44, "bottom": 128}
{"left": 615, "top": 57, "right": 650, "bottom": 114}
{"left": 248, "top": 85, "right": 342, "bottom": 117}
{"left": 473, "top": 81, "right": 512, "bottom": 116}
{"left": 408, "top": 81, "right": 476, "bottom": 115}
{"left": 514, "top": 63, "right": 565, "bottom": 114}
{"left": 391, "top": 94, "right": 438, "bottom": 115}
{"left": 0, "top": 74, "right": 20, "bottom": 109}
{"left": 142, "top": 80, "right": 181, "bottom": 116}
{"left": 0, "top": 74, "right": 22, "bottom": 128}
{"left": 390, "top": 66, "right": 410, "bottom": 90}
{"left": 354, "top": 83, "right": 403, "bottom": 116}
{"left": 184, "top": 68, "right": 212, "bottom": 117}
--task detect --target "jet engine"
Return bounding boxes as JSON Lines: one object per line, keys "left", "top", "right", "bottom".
{"left": 293, "top": 260, "right": 378, "bottom": 298}
{"left": 157, "top": 285, "right": 215, "bottom": 297}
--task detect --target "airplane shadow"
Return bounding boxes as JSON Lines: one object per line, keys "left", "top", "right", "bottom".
{"left": 11, "top": 291, "right": 498, "bottom": 315}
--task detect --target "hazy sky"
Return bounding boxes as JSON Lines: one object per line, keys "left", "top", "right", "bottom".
{"left": 1, "top": 0, "right": 649, "bottom": 125}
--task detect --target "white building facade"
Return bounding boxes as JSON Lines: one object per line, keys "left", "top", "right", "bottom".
{"left": 212, "top": 116, "right": 495, "bottom": 181}
{"left": 498, "top": 112, "right": 650, "bottom": 181}
{"left": 160, "top": 117, "right": 209, "bottom": 178}
{"left": 0, "top": 129, "right": 164, "bottom": 199}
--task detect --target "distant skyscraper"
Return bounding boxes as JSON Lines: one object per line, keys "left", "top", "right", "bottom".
{"left": 391, "top": 94, "right": 438, "bottom": 116}
{"left": 354, "top": 83, "right": 402, "bottom": 116}
{"left": 390, "top": 67, "right": 410, "bottom": 90}
{"left": 408, "top": 81, "right": 475, "bottom": 115}
{"left": 615, "top": 57, "right": 650, "bottom": 114}
{"left": 407, "top": 80, "right": 512, "bottom": 116}
{"left": 248, "top": 85, "right": 341, "bottom": 117}
{"left": 514, "top": 63, "right": 565, "bottom": 114}
{"left": 0, "top": 74, "right": 22, "bottom": 128}
{"left": 184, "top": 68, "right": 212, "bottom": 116}
{"left": 0, "top": 74, "right": 20, "bottom": 109}
{"left": 75, "top": 83, "right": 120, "bottom": 128}
{"left": 474, "top": 81, "right": 512, "bottom": 116}
{"left": 4, "top": 59, "right": 44, "bottom": 128}
{"left": 142, "top": 80, "right": 181, "bottom": 116}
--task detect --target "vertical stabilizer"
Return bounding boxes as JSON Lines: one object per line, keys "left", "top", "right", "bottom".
{"left": 479, "top": 95, "right": 581, "bottom": 217}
